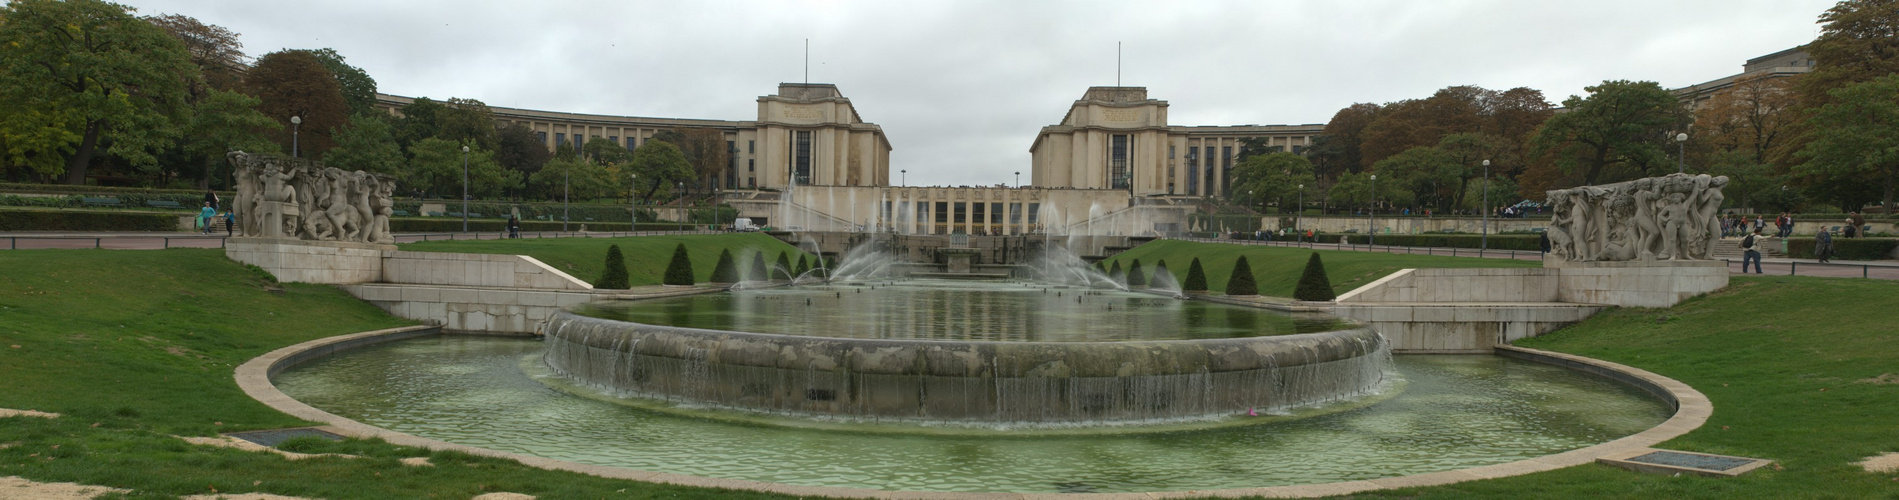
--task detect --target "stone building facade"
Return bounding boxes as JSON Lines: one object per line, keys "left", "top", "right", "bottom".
{"left": 1029, "top": 87, "right": 1324, "bottom": 198}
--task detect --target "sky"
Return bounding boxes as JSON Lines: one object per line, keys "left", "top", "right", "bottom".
{"left": 124, "top": 0, "right": 1838, "bottom": 187}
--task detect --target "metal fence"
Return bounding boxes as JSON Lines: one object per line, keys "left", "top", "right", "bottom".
{"left": 1, "top": 229, "right": 724, "bottom": 251}
{"left": 1172, "top": 236, "right": 1899, "bottom": 280}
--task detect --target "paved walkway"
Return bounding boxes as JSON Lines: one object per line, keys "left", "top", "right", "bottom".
{"left": 1175, "top": 236, "right": 1899, "bottom": 280}
{"left": 0, "top": 230, "right": 719, "bottom": 250}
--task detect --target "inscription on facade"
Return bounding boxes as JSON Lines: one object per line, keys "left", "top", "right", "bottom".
{"left": 782, "top": 106, "right": 824, "bottom": 119}
{"left": 1103, "top": 109, "right": 1140, "bottom": 122}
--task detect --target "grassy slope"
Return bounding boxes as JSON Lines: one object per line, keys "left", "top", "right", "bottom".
{"left": 396, "top": 233, "right": 813, "bottom": 286}
{"left": 1103, "top": 239, "right": 1542, "bottom": 297}
{"left": 0, "top": 249, "right": 786, "bottom": 499}
{"left": 1358, "top": 276, "right": 1899, "bottom": 499}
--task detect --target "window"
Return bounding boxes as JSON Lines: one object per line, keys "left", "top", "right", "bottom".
{"left": 536, "top": 131, "right": 548, "bottom": 145}
{"left": 748, "top": 159, "right": 754, "bottom": 172}
{"left": 608, "top": 136, "right": 617, "bottom": 146}
{"left": 1168, "top": 145, "right": 1175, "bottom": 159}
{"left": 1110, "top": 135, "right": 1130, "bottom": 189}
{"left": 626, "top": 136, "right": 636, "bottom": 149}
{"left": 1027, "top": 203, "right": 1041, "bottom": 224}
{"left": 990, "top": 203, "right": 1003, "bottom": 224}
{"left": 1222, "top": 146, "right": 1234, "bottom": 196}
{"left": 953, "top": 202, "right": 967, "bottom": 224}
{"left": 1009, "top": 203, "right": 1022, "bottom": 224}
{"left": 794, "top": 131, "right": 813, "bottom": 185}
{"left": 1292, "top": 145, "right": 1305, "bottom": 155}
{"left": 935, "top": 202, "right": 949, "bottom": 223}
{"left": 748, "top": 140, "right": 755, "bottom": 154}
{"left": 555, "top": 133, "right": 566, "bottom": 146}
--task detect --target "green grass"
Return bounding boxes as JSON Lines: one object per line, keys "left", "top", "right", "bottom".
{"left": 396, "top": 233, "right": 813, "bottom": 286}
{"left": 1354, "top": 276, "right": 1899, "bottom": 498}
{"left": 0, "top": 249, "right": 800, "bottom": 499}
{"left": 1103, "top": 239, "right": 1542, "bottom": 297}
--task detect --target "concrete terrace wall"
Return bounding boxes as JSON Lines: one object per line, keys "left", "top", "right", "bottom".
{"left": 226, "top": 238, "right": 386, "bottom": 284}
{"left": 380, "top": 251, "right": 592, "bottom": 290}
{"left": 342, "top": 283, "right": 597, "bottom": 334}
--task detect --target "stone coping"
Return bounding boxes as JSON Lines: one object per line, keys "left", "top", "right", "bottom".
{"left": 235, "top": 329, "right": 1711, "bottom": 499}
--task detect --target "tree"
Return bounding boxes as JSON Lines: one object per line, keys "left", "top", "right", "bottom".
{"left": 1126, "top": 259, "right": 1146, "bottom": 287}
{"left": 670, "top": 128, "right": 732, "bottom": 189}
{"left": 710, "top": 249, "right": 739, "bottom": 283}
{"left": 1797, "top": 75, "right": 1899, "bottom": 214}
{"left": 1695, "top": 73, "right": 1801, "bottom": 210}
{"left": 663, "top": 243, "right": 695, "bottom": 286}
{"left": 794, "top": 255, "right": 810, "bottom": 277}
{"left": 1359, "top": 86, "right": 1488, "bottom": 169}
{"left": 1225, "top": 256, "right": 1258, "bottom": 296}
{"left": 247, "top": 50, "right": 348, "bottom": 159}
{"left": 403, "top": 138, "right": 521, "bottom": 198}
{"left": 582, "top": 136, "right": 634, "bottom": 166}
{"left": 1151, "top": 260, "right": 1174, "bottom": 289}
{"left": 324, "top": 112, "right": 402, "bottom": 176}
{"left": 1182, "top": 258, "right": 1209, "bottom": 292}
{"left": 1797, "top": 0, "right": 1899, "bottom": 107}
{"left": 628, "top": 139, "right": 695, "bottom": 201}
{"left": 304, "top": 48, "right": 377, "bottom": 116}
{"left": 436, "top": 98, "right": 496, "bottom": 150}
{"left": 531, "top": 158, "right": 621, "bottom": 201}
{"left": 179, "top": 89, "right": 279, "bottom": 187}
{"left": 0, "top": 0, "right": 196, "bottom": 183}
{"left": 393, "top": 97, "right": 445, "bottom": 148}
{"left": 1293, "top": 252, "right": 1336, "bottom": 301}
{"left": 749, "top": 252, "right": 769, "bottom": 282}
{"left": 1529, "top": 80, "right": 1684, "bottom": 185}
{"left": 1230, "top": 152, "right": 1318, "bottom": 213}
{"left": 494, "top": 123, "right": 550, "bottom": 178}
{"left": 1317, "top": 103, "right": 1381, "bottom": 176}
{"left": 598, "top": 245, "right": 629, "bottom": 289}
{"left": 144, "top": 13, "right": 243, "bottom": 93}
{"left": 1108, "top": 260, "right": 1123, "bottom": 282}
{"left": 774, "top": 252, "right": 793, "bottom": 280}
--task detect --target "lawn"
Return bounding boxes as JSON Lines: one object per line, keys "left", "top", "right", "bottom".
{"left": 1102, "top": 239, "right": 1543, "bottom": 297}
{"left": 396, "top": 232, "right": 814, "bottom": 286}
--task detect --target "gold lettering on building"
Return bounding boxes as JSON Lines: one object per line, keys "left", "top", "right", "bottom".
{"left": 1103, "top": 109, "right": 1139, "bottom": 122}
{"left": 782, "top": 106, "right": 823, "bottom": 119}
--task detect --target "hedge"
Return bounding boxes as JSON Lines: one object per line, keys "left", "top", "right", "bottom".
{"left": 387, "top": 218, "right": 694, "bottom": 233}
{"left": 1783, "top": 237, "right": 1899, "bottom": 261}
{"left": 0, "top": 209, "right": 178, "bottom": 231}
{"left": 0, "top": 182, "right": 231, "bottom": 197}
{"left": 2, "top": 193, "right": 216, "bottom": 211}
{"left": 1315, "top": 233, "right": 1543, "bottom": 251}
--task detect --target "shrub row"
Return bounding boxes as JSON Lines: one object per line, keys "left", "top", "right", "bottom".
{"left": 1782, "top": 238, "right": 1899, "bottom": 261}
{"left": 0, "top": 182, "right": 230, "bottom": 197}
{"left": 1315, "top": 233, "right": 1543, "bottom": 251}
{"left": 2, "top": 193, "right": 214, "bottom": 211}
{"left": 0, "top": 209, "right": 177, "bottom": 231}
{"left": 387, "top": 218, "right": 696, "bottom": 233}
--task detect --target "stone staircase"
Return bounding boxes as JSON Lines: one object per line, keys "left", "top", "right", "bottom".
{"left": 1710, "top": 236, "right": 1788, "bottom": 260}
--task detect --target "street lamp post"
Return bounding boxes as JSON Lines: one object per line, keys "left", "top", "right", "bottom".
{"left": 1675, "top": 133, "right": 1688, "bottom": 174}
{"left": 460, "top": 145, "right": 469, "bottom": 233}
{"left": 1015, "top": 171, "right": 1020, "bottom": 188}
{"left": 1297, "top": 183, "right": 1304, "bottom": 244}
{"left": 677, "top": 182, "right": 685, "bottom": 232}
{"left": 1481, "top": 159, "right": 1490, "bottom": 252}
{"left": 290, "top": 116, "right": 302, "bottom": 158}
{"left": 901, "top": 169, "right": 907, "bottom": 187}
{"left": 1369, "top": 174, "right": 1378, "bottom": 247}
{"left": 562, "top": 168, "right": 570, "bottom": 232}
{"left": 630, "top": 173, "right": 638, "bottom": 230}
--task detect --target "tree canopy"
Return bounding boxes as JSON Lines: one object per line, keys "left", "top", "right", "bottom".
{"left": 1796, "top": 75, "right": 1899, "bottom": 214}
{"left": 1529, "top": 80, "right": 1685, "bottom": 186}
{"left": 247, "top": 49, "right": 348, "bottom": 159}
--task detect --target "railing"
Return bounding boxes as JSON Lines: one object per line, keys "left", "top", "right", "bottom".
{"left": 0, "top": 229, "right": 722, "bottom": 250}
{"left": 1173, "top": 236, "right": 1899, "bottom": 280}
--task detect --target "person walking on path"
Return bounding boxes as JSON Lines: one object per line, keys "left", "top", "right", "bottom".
{"left": 198, "top": 202, "right": 217, "bottom": 235}
{"left": 1850, "top": 211, "right": 1866, "bottom": 237}
{"left": 1741, "top": 228, "right": 1767, "bottom": 274}
{"left": 507, "top": 215, "right": 520, "bottom": 239}
{"left": 1815, "top": 227, "right": 1834, "bottom": 263}
{"left": 203, "top": 190, "right": 219, "bottom": 211}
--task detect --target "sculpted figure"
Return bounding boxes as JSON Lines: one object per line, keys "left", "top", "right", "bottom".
{"left": 1689, "top": 175, "right": 1727, "bottom": 260}
{"left": 1629, "top": 178, "right": 1663, "bottom": 260}
{"left": 1656, "top": 192, "right": 1691, "bottom": 260}
{"left": 322, "top": 170, "right": 361, "bottom": 241}
{"left": 347, "top": 171, "right": 375, "bottom": 242}
{"left": 366, "top": 176, "right": 395, "bottom": 244}
{"left": 1546, "top": 191, "right": 1577, "bottom": 260}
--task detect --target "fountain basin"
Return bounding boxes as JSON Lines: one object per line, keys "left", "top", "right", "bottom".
{"left": 542, "top": 296, "right": 1388, "bottom": 425}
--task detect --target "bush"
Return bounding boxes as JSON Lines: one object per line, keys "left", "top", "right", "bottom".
{"left": 1126, "top": 259, "right": 1146, "bottom": 286}
{"left": 749, "top": 252, "right": 769, "bottom": 281}
{"left": 1108, "top": 260, "right": 1123, "bottom": 281}
{"left": 1784, "top": 237, "right": 1899, "bottom": 261}
{"left": 709, "top": 249, "right": 738, "bottom": 283}
{"left": 1183, "top": 258, "right": 1209, "bottom": 292}
{"left": 0, "top": 209, "right": 178, "bottom": 231}
{"left": 598, "top": 245, "right": 630, "bottom": 289}
{"left": 388, "top": 218, "right": 690, "bottom": 233}
{"left": 794, "top": 255, "right": 810, "bottom": 277}
{"left": 1313, "top": 233, "right": 1542, "bottom": 251}
{"left": 1151, "top": 260, "right": 1175, "bottom": 289}
{"left": 1226, "top": 256, "right": 1258, "bottom": 296}
{"left": 1294, "top": 252, "right": 1336, "bottom": 301}
{"left": 663, "top": 243, "right": 695, "bottom": 285}
{"left": 774, "top": 252, "right": 793, "bottom": 281}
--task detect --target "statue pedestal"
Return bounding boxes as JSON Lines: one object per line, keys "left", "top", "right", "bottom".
{"left": 225, "top": 237, "right": 393, "bottom": 284}
{"left": 1542, "top": 257, "right": 1729, "bottom": 308}
{"left": 938, "top": 248, "right": 980, "bottom": 274}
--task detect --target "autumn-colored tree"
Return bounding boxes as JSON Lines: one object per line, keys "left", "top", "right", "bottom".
{"left": 1529, "top": 80, "right": 1685, "bottom": 185}
{"left": 247, "top": 50, "right": 348, "bottom": 159}
{"left": 1359, "top": 86, "right": 1488, "bottom": 169}
{"left": 0, "top": 0, "right": 196, "bottom": 183}
{"left": 304, "top": 48, "right": 378, "bottom": 116}
{"left": 144, "top": 13, "right": 245, "bottom": 93}
{"left": 666, "top": 128, "right": 732, "bottom": 190}
{"left": 1797, "top": 0, "right": 1899, "bottom": 107}
{"left": 1313, "top": 103, "right": 1380, "bottom": 178}
{"left": 1694, "top": 73, "right": 1801, "bottom": 210}
{"left": 144, "top": 14, "right": 277, "bottom": 188}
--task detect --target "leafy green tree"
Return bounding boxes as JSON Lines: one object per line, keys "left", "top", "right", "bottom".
{"left": 582, "top": 136, "right": 634, "bottom": 166}
{"left": 1151, "top": 260, "right": 1174, "bottom": 289}
{"left": 494, "top": 123, "right": 550, "bottom": 178}
{"left": 180, "top": 89, "right": 279, "bottom": 187}
{"left": 1797, "top": 0, "right": 1899, "bottom": 107}
{"left": 437, "top": 98, "right": 497, "bottom": 150}
{"left": 709, "top": 249, "right": 738, "bottom": 283}
{"left": 628, "top": 139, "right": 694, "bottom": 200}
{"left": 1126, "top": 259, "right": 1146, "bottom": 287}
{"left": 749, "top": 251, "right": 769, "bottom": 282}
{"left": 403, "top": 138, "right": 521, "bottom": 198}
{"left": 1182, "top": 258, "right": 1209, "bottom": 292}
{"left": 1797, "top": 75, "right": 1899, "bottom": 214}
{"left": 324, "top": 113, "right": 402, "bottom": 176}
{"left": 1230, "top": 152, "right": 1318, "bottom": 213}
{"left": 1372, "top": 146, "right": 1457, "bottom": 211}
{"left": 247, "top": 49, "right": 348, "bottom": 159}
{"left": 1529, "top": 80, "right": 1684, "bottom": 185}
{"left": 0, "top": 0, "right": 195, "bottom": 183}
{"left": 1226, "top": 256, "right": 1257, "bottom": 296}
{"left": 794, "top": 255, "right": 810, "bottom": 277}
{"left": 1293, "top": 252, "right": 1336, "bottom": 301}
{"left": 304, "top": 48, "right": 378, "bottom": 116}
{"left": 774, "top": 252, "right": 793, "bottom": 280}
{"left": 393, "top": 97, "right": 445, "bottom": 148}
{"left": 663, "top": 243, "right": 694, "bottom": 286}
{"left": 1327, "top": 172, "right": 1378, "bottom": 210}
{"left": 1108, "top": 260, "right": 1123, "bottom": 281}
{"left": 531, "top": 158, "right": 622, "bottom": 201}
{"left": 597, "top": 245, "right": 629, "bottom": 289}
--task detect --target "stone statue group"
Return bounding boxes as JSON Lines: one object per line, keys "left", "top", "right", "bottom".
{"left": 1545, "top": 173, "right": 1729, "bottom": 262}
{"left": 227, "top": 151, "right": 396, "bottom": 244}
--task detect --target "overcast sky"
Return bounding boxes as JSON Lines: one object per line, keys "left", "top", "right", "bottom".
{"left": 126, "top": 0, "right": 1836, "bottom": 187}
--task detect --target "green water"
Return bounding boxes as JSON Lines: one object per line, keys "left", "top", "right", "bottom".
{"left": 274, "top": 336, "right": 1671, "bottom": 493}
{"left": 572, "top": 280, "right": 1344, "bottom": 341}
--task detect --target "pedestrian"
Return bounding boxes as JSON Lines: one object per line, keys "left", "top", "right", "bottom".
{"left": 203, "top": 190, "right": 219, "bottom": 211}
{"left": 1843, "top": 218, "right": 1858, "bottom": 238}
{"left": 507, "top": 215, "right": 520, "bottom": 239}
{"left": 223, "top": 210, "right": 235, "bottom": 236}
{"left": 1850, "top": 211, "right": 1866, "bottom": 237}
{"left": 198, "top": 202, "right": 216, "bottom": 235}
{"left": 1814, "top": 226, "right": 1834, "bottom": 263}
{"left": 1539, "top": 231, "right": 1552, "bottom": 255}
{"left": 1740, "top": 228, "right": 1766, "bottom": 274}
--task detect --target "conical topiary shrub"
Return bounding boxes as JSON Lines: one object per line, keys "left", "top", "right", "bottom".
{"left": 1294, "top": 252, "right": 1336, "bottom": 301}
{"left": 1183, "top": 258, "right": 1209, "bottom": 293}
{"left": 1226, "top": 256, "right": 1257, "bottom": 296}
{"left": 1126, "top": 259, "right": 1146, "bottom": 287}
{"left": 794, "top": 255, "right": 810, "bottom": 277}
{"left": 663, "top": 243, "right": 695, "bottom": 285}
{"left": 749, "top": 251, "right": 769, "bottom": 281}
{"left": 1152, "top": 260, "right": 1175, "bottom": 289}
{"left": 597, "top": 245, "right": 630, "bottom": 289}
{"left": 1108, "top": 260, "right": 1124, "bottom": 281}
{"left": 774, "top": 252, "right": 793, "bottom": 281}
{"left": 710, "top": 249, "right": 738, "bottom": 283}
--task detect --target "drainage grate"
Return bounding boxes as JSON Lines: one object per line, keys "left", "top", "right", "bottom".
{"left": 222, "top": 428, "right": 345, "bottom": 447}
{"left": 1627, "top": 451, "right": 1757, "bottom": 471}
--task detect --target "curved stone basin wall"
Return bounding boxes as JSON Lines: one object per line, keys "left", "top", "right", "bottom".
{"left": 542, "top": 310, "right": 1391, "bottom": 425}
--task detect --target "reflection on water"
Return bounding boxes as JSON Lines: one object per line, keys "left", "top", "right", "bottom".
{"left": 573, "top": 280, "right": 1344, "bottom": 342}
{"left": 274, "top": 336, "right": 1671, "bottom": 493}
